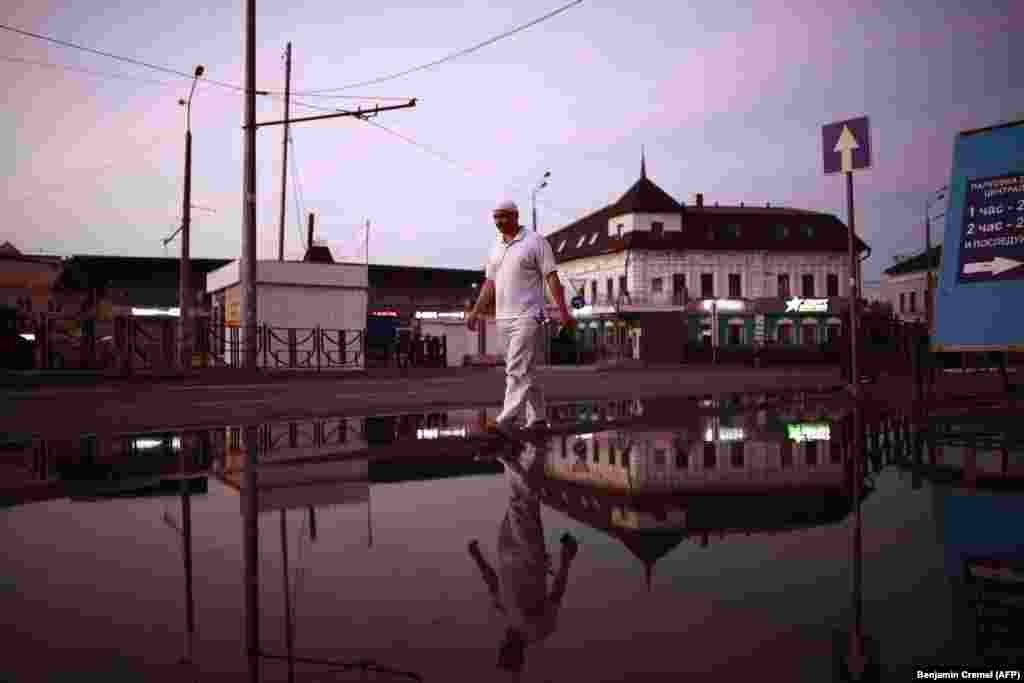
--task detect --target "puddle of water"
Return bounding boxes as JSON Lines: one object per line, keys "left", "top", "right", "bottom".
{"left": 1, "top": 394, "right": 1023, "bottom": 681}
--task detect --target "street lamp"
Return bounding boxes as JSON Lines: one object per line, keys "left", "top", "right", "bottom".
{"left": 177, "top": 65, "right": 204, "bottom": 369}
{"left": 925, "top": 185, "right": 947, "bottom": 333}
{"left": 532, "top": 171, "right": 551, "bottom": 232}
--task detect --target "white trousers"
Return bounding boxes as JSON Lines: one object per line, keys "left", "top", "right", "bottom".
{"left": 496, "top": 316, "right": 545, "bottom": 427}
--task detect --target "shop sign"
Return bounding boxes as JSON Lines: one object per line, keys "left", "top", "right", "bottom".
{"left": 414, "top": 310, "right": 465, "bottom": 321}
{"left": 785, "top": 297, "right": 828, "bottom": 313}
{"left": 786, "top": 423, "right": 831, "bottom": 442}
{"left": 701, "top": 298, "right": 745, "bottom": 312}
{"left": 370, "top": 309, "right": 400, "bottom": 318}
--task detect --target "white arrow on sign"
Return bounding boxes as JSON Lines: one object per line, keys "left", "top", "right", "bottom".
{"left": 833, "top": 125, "right": 860, "bottom": 173}
{"left": 963, "top": 256, "right": 1023, "bottom": 276}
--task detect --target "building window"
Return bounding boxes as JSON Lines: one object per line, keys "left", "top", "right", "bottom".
{"left": 802, "top": 225, "right": 815, "bottom": 239}
{"left": 727, "top": 223, "right": 742, "bottom": 239}
{"left": 826, "top": 324, "right": 840, "bottom": 343}
{"left": 673, "top": 274, "right": 686, "bottom": 305}
{"left": 778, "top": 324, "right": 793, "bottom": 344}
{"left": 728, "top": 324, "right": 743, "bottom": 345}
{"left": 618, "top": 275, "right": 628, "bottom": 297}
{"left": 802, "top": 274, "right": 815, "bottom": 297}
{"left": 621, "top": 450, "right": 630, "bottom": 468}
{"left": 617, "top": 223, "right": 623, "bottom": 237}
{"left": 778, "top": 274, "right": 790, "bottom": 298}
{"left": 909, "top": 291, "right": 916, "bottom": 313}
{"left": 576, "top": 235, "right": 586, "bottom": 248}
{"left": 805, "top": 441, "right": 818, "bottom": 466}
{"left": 651, "top": 221, "right": 664, "bottom": 237}
{"left": 588, "top": 233, "right": 598, "bottom": 245}
{"left": 607, "top": 279, "right": 613, "bottom": 300}
{"left": 731, "top": 442, "right": 745, "bottom": 468}
{"left": 827, "top": 273, "right": 839, "bottom": 297}
{"left": 899, "top": 293, "right": 905, "bottom": 313}
{"left": 703, "top": 443, "right": 716, "bottom": 469}
{"left": 557, "top": 240, "right": 566, "bottom": 253}
{"left": 651, "top": 277, "right": 664, "bottom": 293}
{"left": 781, "top": 441, "right": 793, "bottom": 468}
{"left": 654, "top": 449, "right": 667, "bottom": 466}
{"left": 776, "top": 225, "right": 790, "bottom": 239}
{"left": 701, "top": 273, "right": 714, "bottom": 298}
{"left": 728, "top": 273, "right": 742, "bottom": 298}
{"left": 675, "top": 452, "right": 688, "bottom": 469}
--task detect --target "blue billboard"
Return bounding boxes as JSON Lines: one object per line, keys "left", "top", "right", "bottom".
{"left": 932, "top": 119, "right": 1024, "bottom": 352}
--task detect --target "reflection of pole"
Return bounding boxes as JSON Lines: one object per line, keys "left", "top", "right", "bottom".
{"left": 243, "top": 425, "right": 260, "bottom": 682}
{"left": 280, "top": 510, "right": 295, "bottom": 683}
{"left": 180, "top": 452, "right": 195, "bottom": 664}
{"left": 848, "top": 401, "right": 865, "bottom": 678}
{"left": 308, "top": 506, "right": 317, "bottom": 542}
{"left": 367, "top": 492, "right": 373, "bottom": 548}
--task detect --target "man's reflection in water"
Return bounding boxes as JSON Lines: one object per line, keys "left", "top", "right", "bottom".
{"left": 468, "top": 438, "right": 580, "bottom": 674}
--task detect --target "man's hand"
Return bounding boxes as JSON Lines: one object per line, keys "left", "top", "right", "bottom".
{"left": 558, "top": 308, "right": 577, "bottom": 334}
{"left": 467, "top": 311, "right": 479, "bottom": 332}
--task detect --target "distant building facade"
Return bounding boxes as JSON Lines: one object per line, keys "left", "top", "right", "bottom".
{"left": 544, "top": 157, "right": 869, "bottom": 363}
{"left": 879, "top": 245, "right": 941, "bottom": 323}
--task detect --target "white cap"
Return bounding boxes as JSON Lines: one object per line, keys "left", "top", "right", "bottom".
{"left": 495, "top": 200, "right": 519, "bottom": 213}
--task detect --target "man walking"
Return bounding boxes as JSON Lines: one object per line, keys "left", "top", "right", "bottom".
{"left": 467, "top": 200, "right": 575, "bottom": 434}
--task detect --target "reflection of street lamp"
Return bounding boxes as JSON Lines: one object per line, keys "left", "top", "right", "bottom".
{"left": 177, "top": 65, "right": 205, "bottom": 369}
{"left": 532, "top": 171, "right": 551, "bottom": 232}
{"left": 924, "top": 186, "right": 947, "bottom": 333}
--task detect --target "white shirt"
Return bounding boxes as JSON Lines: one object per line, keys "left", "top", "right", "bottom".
{"left": 485, "top": 227, "right": 558, "bottom": 321}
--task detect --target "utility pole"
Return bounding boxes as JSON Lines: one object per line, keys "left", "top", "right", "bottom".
{"left": 242, "top": 0, "right": 258, "bottom": 370}
{"left": 277, "top": 42, "right": 292, "bottom": 262}
{"left": 365, "top": 219, "right": 370, "bottom": 266}
{"left": 177, "top": 65, "right": 204, "bottom": 370}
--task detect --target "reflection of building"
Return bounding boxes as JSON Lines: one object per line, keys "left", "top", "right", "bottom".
{"left": 544, "top": 156, "right": 868, "bottom": 362}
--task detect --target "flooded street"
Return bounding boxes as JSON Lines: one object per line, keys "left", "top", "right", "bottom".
{"left": 2, "top": 393, "right": 1022, "bottom": 681}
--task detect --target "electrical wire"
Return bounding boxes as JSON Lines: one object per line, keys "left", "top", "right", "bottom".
{"left": 288, "top": 133, "right": 307, "bottom": 255}
{"left": 293, "top": 0, "right": 584, "bottom": 94}
{"left": 0, "top": 54, "right": 180, "bottom": 86}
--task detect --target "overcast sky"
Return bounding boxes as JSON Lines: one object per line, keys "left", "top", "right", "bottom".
{"left": 3, "top": 0, "right": 1022, "bottom": 280}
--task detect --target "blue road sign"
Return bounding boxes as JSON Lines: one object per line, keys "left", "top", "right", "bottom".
{"left": 822, "top": 116, "right": 871, "bottom": 174}
{"left": 933, "top": 119, "right": 1024, "bottom": 352}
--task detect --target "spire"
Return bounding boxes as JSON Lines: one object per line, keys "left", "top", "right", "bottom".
{"left": 640, "top": 145, "right": 647, "bottom": 179}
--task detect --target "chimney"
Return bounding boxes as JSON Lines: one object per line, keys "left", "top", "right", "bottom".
{"left": 696, "top": 193, "right": 704, "bottom": 208}
{"left": 766, "top": 201, "right": 771, "bottom": 208}
{"left": 307, "top": 213, "right": 315, "bottom": 251}
{"left": 740, "top": 201, "right": 744, "bottom": 208}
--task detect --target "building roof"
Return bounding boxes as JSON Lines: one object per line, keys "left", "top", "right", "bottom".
{"left": 0, "top": 242, "right": 64, "bottom": 266}
{"left": 883, "top": 244, "right": 942, "bottom": 276}
{"left": 368, "top": 264, "right": 484, "bottom": 289}
{"left": 547, "top": 203, "right": 869, "bottom": 264}
{"left": 54, "top": 255, "right": 233, "bottom": 291}
{"left": 544, "top": 164, "right": 868, "bottom": 264}
{"left": 609, "top": 176, "right": 682, "bottom": 217}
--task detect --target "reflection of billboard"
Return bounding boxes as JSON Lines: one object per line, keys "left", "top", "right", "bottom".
{"left": 786, "top": 423, "right": 831, "bottom": 442}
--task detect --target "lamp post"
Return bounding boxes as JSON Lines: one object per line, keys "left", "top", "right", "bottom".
{"left": 531, "top": 171, "right": 551, "bottom": 232}
{"left": 177, "top": 65, "right": 204, "bottom": 369}
{"left": 924, "top": 186, "right": 947, "bottom": 333}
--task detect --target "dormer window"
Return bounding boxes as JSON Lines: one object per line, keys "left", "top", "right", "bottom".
{"left": 557, "top": 240, "right": 566, "bottom": 253}
{"left": 727, "top": 224, "right": 741, "bottom": 239}
{"left": 802, "top": 225, "right": 815, "bottom": 238}
{"left": 588, "top": 233, "right": 598, "bottom": 245}
{"left": 576, "top": 235, "right": 586, "bottom": 248}
{"left": 776, "top": 225, "right": 790, "bottom": 239}
{"left": 651, "top": 221, "right": 664, "bottom": 237}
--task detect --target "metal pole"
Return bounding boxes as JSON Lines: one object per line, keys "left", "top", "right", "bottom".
{"left": 242, "top": 0, "right": 259, "bottom": 370}
{"left": 847, "top": 170, "right": 859, "bottom": 397}
{"left": 178, "top": 127, "right": 192, "bottom": 369}
{"left": 277, "top": 42, "right": 292, "bottom": 262}
{"left": 532, "top": 194, "right": 537, "bottom": 232}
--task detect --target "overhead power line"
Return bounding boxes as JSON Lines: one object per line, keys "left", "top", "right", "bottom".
{"left": 293, "top": 0, "right": 584, "bottom": 94}
{"left": 0, "top": 55, "right": 180, "bottom": 86}
{"left": 0, "top": 22, "right": 412, "bottom": 103}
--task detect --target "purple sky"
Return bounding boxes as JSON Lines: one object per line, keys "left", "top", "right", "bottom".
{"left": 3, "top": 0, "right": 1022, "bottom": 280}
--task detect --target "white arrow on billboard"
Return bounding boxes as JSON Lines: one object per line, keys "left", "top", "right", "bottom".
{"left": 962, "top": 256, "right": 1023, "bottom": 276}
{"left": 833, "top": 125, "right": 861, "bottom": 173}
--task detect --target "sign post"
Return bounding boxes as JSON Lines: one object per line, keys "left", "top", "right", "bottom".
{"left": 823, "top": 116, "right": 872, "bottom": 396}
